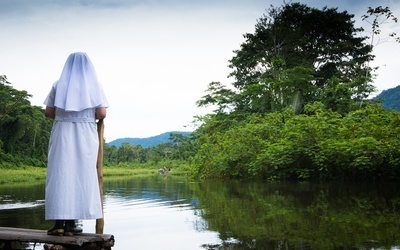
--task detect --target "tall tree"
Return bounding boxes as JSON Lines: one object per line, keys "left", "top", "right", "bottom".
{"left": 0, "top": 75, "right": 52, "bottom": 165}
{"left": 0, "top": 75, "right": 32, "bottom": 154}
{"left": 198, "top": 3, "right": 375, "bottom": 114}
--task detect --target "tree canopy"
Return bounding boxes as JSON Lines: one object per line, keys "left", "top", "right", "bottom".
{"left": 0, "top": 75, "right": 52, "bottom": 167}
{"left": 198, "top": 2, "right": 375, "bottom": 115}
{"left": 192, "top": 3, "right": 400, "bottom": 181}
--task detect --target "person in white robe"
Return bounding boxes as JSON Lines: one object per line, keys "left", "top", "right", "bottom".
{"left": 44, "top": 52, "right": 109, "bottom": 236}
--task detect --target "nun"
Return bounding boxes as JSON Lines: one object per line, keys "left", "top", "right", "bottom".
{"left": 44, "top": 52, "right": 109, "bottom": 236}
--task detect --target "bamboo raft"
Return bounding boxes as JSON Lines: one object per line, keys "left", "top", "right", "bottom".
{"left": 0, "top": 227, "right": 115, "bottom": 250}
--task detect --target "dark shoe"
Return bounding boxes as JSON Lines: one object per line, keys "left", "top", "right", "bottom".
{"left": 64, "top": 220, "right": 83, "bottom": 236}
{"left": 47, "top": 220, "right": 64, "bottom": 235}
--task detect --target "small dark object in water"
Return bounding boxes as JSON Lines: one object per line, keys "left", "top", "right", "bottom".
{"left": 158, "top": 166, "right": 170, "bottom": 175}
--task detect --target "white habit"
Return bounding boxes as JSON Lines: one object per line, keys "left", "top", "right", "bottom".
{"left": 44, "top": 52, "right": 109, "bottom": 220}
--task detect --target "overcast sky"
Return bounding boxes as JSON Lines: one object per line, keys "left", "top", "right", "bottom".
{"left": 1, "top": 0, "right": 400, "bottom": 142}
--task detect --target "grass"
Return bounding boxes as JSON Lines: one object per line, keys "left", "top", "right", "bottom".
{"left": 103, "top": 167, "right": 157, "bottom": 177}
{"left": 0, "top": 166, "right": 46, "bottom": 184}
{"left": 0, "top": 163, "right": 191, "bottom": 185}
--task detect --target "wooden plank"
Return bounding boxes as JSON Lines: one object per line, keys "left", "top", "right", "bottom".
{"left": 0, "top": 227, "right": 114, "bottom": 249}
{"left": 96, "top": 119, "right": 105, "bottom": 234}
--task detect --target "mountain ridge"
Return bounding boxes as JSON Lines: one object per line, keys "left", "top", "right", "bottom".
{"left": 373, "top": 85, "right": 400, "bottom": 111}
{"left": 107, "top": 131, "right": 191, "bottom": 148}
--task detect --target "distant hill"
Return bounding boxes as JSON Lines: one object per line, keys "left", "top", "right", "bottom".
{"left": 373, "top": 85, "right": 400, "bottom": 111}
{"left": 107, "top": 131, "right": 191, "bottom": 148}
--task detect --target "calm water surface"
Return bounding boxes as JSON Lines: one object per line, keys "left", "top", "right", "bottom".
{"left": 0, "top": 175, "right": 400, "bottom": 249}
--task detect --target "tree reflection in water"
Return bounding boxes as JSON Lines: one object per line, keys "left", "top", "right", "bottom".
{"left": 194, "top": 180, "right": 400, "bottom": 250}
{"left": 1, "top": 177, "right": 400, "bottom": 249}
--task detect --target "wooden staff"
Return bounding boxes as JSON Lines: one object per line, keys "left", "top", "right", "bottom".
{"left": 96, "top": 119, "right": 105, "bottom": 234}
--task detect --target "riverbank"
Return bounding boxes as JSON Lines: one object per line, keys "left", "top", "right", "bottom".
{"left": 0, "top": 166, "right": 188, "bottom": 185}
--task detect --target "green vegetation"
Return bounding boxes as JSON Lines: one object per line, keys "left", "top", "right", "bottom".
{"left": 0, "top": 75, "right": 52, "bottom": 168}
{"left": 0, "top": 166, "right": 46, "bottom": 184}
{"left": 1, "top": 3, "right": 400, "bottom": 182}
{"left": 0, "top": 161, "right": 189, "bottom": 184}
{"left": 103, "top": 159, "right": 191, "bottom": 177}
{"left": 191, "top": 102, "right": 400, "bottom": 180}
{"left": 103, "top": 133, "right": 196, "bottom": 166}
{"left": 190, "top": 3, "right": 400, "bottom": 181}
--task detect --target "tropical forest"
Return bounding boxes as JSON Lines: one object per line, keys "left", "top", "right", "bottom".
{"left": 1, "top": 3, "right": 400, "bottom": 183}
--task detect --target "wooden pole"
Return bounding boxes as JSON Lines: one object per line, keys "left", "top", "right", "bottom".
{"left": 96, "top": 119, "right": 105, "bottom": 234}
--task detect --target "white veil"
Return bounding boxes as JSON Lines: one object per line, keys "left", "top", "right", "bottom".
{"left": 50, "top": 52, "right": 109, "bottom": 111}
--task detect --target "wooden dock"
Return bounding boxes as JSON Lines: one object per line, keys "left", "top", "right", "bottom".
{"left": 0, "top": 227, "right": 114, "bottom": 250}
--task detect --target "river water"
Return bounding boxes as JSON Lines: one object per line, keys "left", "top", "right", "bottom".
{"left": 0, "top": 175, "right": 400, "bottom": 249}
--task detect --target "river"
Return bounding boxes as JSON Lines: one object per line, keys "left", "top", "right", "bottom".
{"left": 1, "top": 175, "right": 400, "bottom": 249}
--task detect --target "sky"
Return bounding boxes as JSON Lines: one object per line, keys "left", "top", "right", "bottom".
{"left": 1, "top": 0, "right": 400, "bottom": 142}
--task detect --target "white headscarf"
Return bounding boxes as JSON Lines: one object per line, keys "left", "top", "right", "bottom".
{"left": 52, "top": 52, "right": 109, "bottom": 111}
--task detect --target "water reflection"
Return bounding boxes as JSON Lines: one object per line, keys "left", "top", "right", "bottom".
{"left": 194, "top": 181, "right": 400, "bottom": 249}
{"left": 0, "top": 201, "right": 43, "bottom": 210}
{"left": 83, "top": 177, "right": 222, "bottom": 249}
{"left": 0, "top": 177, "right": 400, "bottom": 249}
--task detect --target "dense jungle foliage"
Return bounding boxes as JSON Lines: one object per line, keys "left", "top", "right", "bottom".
{"left": 191, "top": 3, "right": 400, "bottom": 180}
{"left": 102, "top": 133, "right": 197, "bottom": 166}
{"left": 0, "top": 75, "right": 194, "bottom": 168}
{"left": 190, "top": 102, "right": 400, "bottom": 180}
{"left": 0, "top": 75, "right": 53, "bottom": 167}
{"left": 1, "top": 3, "right": 400, "bottom": 181}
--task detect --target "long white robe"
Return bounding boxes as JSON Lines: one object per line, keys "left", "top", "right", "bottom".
{"left": 45, "top": 108, "right": 103, "bottom": 220}
{"left": 44, "top": 52, "right": 108, "bottom": 220}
